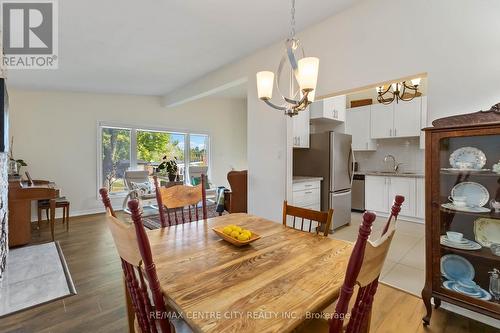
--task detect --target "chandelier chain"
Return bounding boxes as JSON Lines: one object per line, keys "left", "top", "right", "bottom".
{"left": 290, "top": 0, "right": 296, "bottom": 39}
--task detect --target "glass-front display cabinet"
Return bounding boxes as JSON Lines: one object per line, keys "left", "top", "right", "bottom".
{"left": 422, "top": 103, "right": 500, "bottom": 325}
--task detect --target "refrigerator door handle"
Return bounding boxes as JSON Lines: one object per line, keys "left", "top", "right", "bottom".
{"left": 347, "top": 146, "right": 355, "bottom": 186}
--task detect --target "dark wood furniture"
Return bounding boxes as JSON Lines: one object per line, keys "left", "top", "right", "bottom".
{"left": 100, "top": 188, "right": 174, "bottom": 333}
{"left": 282, "top": 200, "right": 333, "bottom": 237}
{"left": 153, "top": 174, "right": 207, "bottom": 227}
{"left": 37, "top": 197, "right": 70, "bottom": 232}
{"left": 224, "top": 170, "right": 247, "bottom": 213}
{"left": 422, "top": 103, "right": 500, "bottom": 325}
{"left": 8, "top": 179, "right": 59, "bottom": 247}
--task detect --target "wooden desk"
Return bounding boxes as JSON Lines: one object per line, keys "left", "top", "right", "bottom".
{"left": 8, "top": 179, "right": 59, "bottom": 247}
{"left": 144, "top": 213, "right": 353, "bottom": 333}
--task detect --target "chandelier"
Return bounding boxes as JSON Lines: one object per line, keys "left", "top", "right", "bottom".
{"left": 255, "top": 0, "right": 319, "bottom": 117}
{"left": 376, "top": 78, "right": 421, "bottom": 105}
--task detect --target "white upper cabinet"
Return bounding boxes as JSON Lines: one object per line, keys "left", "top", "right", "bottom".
{"left": 345, "top": 106, "right": 377, "bottom": 151}
{"left": 310, "top": 95, "right": 346, "bottom": 122}
{"left": 292, "top": 106, "right": 310, "bottom": 148}
{"left": 370, "top": 103, "right": 394, "bottom": 139}
{"left": 393, "top": 98, "right": 422, "bottom": 138}
{"left": 370, "top": 97, "right": 423, "bottom": 139}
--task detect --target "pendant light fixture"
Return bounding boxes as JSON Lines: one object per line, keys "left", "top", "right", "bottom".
{"left": 255, "top": 0, "right": 319, "bottom": 117}
{"left": 376, "top": 78, "right": 421, "bottom": 105}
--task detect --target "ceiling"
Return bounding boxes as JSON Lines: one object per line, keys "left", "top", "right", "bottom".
{"left": 6, "top": 0, "right": 359, "bottom": 96}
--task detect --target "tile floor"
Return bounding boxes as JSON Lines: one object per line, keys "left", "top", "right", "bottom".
{"left": 331, "top": 212, "right": 425, "bottom": 297}
{"left": 0, "top": 242, "right": 74, "bottom": 316}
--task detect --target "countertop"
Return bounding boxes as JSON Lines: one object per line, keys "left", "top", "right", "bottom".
{"left": 292, "top": 176, "right": 324, "bottom": 183}
{"left": 355, "top": 171, "right": 425, "bottom": 178}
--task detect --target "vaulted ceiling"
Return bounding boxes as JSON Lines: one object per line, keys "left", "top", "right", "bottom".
{"left": 7, "top": 0, "right": 360, "bottom": 95}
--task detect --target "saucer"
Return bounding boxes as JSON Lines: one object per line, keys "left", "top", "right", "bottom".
{"left": 440, "top": 236, "right": 482, "bottom": 250}
{"left": 443, "top": 280, "right": 492, "bottom": 300}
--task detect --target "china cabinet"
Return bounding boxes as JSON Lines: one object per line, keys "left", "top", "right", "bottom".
{"left": 422, "top": 103, "right": 500, "bottom": 325}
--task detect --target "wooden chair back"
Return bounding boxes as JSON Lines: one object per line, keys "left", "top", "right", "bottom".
{"left": 330, "top": 195, "right": 405, "bottom": 333}
{"left": 153, "top": 174, "right": 207, "bottom": 227}
{"left": 99, "top": 188, "right": 172, "bottom": 333}
{"left": 282, "top": 200, "right": 333, "bottom": 237}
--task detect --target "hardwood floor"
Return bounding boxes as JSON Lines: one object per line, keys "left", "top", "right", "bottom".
{"left": 0, "top": 213, "right": 497, "bottom": 333}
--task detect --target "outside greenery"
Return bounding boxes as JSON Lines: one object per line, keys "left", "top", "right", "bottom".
{"left": 102, "top": 128, "right": 204, "bottom": 193}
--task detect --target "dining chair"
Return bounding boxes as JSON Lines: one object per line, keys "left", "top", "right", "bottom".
{"left": 297, "top": 195, "right": 405, "bottom": 333}
{"left": 153, "top": 174, "right": 207, "bottom": 227}
{"left": 282, "top": 200, "right": 333, "bottom": 237}
{"left": 99, "top": 188, "right": 174, "bottom": 333}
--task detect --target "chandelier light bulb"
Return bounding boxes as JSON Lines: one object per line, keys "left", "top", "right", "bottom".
{"left": 411, "top": 77, "right": 421, "bottom": 86}
{"left": 297, "top": 57, "right": 319, "bottom": 91}
{"left": 256, "top": 71, "right": 275, "bottom": 100}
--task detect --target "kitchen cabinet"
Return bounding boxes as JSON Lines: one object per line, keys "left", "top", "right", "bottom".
{"left": 370, "top": 97, "right": 423, "bottom": 139}
{"left": 345, "top": 106, "right": 377, "bottom": 151}
{"left": 365, "top": 175, "right": 423, "bottom": 221}
{"left": 292, "top": 179, "right": 321, "bottom": 211}
{"left": 365, "top": 176, "right": 389, "bottom": 212}
{"left": 387, "top": 177, "right": 416, "bottom": 217}
{"left": 292, "top": 106, "right": 310, "bottom": 148}
{"left": 310, "top": 95, "right": 346, "bottom": 122}
{"left": 416, "top": 177, "right": 425, "bottom": 219}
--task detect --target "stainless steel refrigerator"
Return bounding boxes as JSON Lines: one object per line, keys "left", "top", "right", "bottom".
{"left": 293, "top": 132, "right": 354, "bottom": 231}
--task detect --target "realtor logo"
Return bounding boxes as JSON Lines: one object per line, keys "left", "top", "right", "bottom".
{"left": 1, "top": 0, "right": 58, "bottom": 69}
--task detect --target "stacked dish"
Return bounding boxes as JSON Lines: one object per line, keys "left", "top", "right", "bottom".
{"left": 441, "top": 254, "right": 491, "bottom": 300}
{"left": 440, "top": 235, "right": 481, "bottom": 250}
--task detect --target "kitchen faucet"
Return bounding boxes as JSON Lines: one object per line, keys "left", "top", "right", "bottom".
{"left": 384, "top": 154, "right": 404, "bottom": 173}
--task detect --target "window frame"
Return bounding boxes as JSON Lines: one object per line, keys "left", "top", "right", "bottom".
{"left": 96, "top": 121, "right": 211, "bottom": 198}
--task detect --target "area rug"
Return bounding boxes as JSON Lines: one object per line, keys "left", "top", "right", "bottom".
{"left": 0, "top": 242, "right": 76, "bottom": 317}
{"left": 143, "top": 203, "right": 226, "bottom": 230}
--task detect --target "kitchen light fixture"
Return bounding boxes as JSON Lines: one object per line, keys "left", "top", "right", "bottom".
{"left": 255, "top": 0, "right": 319, "bottom": 117}
{"left": 376, "top": 78, "right": 421, "bottom": 105}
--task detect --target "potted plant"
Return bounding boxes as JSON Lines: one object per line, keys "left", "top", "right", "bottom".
{"left": 8, "top": 137, "right": 27, "bottom": 175}
{"left": 156, "top": 156, "right": 178, "bottom": 181}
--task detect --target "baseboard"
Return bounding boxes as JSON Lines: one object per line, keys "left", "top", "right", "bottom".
{"left": 370, "top": 210, "right": 424, "bottom": 224}
{"left": 29, "top": 207, "right": 122, "bottom": 223}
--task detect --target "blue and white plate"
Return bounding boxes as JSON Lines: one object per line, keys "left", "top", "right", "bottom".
{"left": 440, "top": 235, "right": 482, "bottom": 250}
{"left": 449, "top": 147, "right": 487, "bottom": 170}
{"left": 443, "top": 280, "right": 492, "bottom": 300}
{"left": 441, "top": 203, "right": 491, "bottom": 213}
{"left": 441, "top": 254, "right": 475, "bottom": 281}
{"left": 451, "top": 182, "right": 490, "bottom": 208}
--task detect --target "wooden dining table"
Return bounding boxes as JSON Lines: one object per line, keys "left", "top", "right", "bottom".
{"left": 142, "top": 213, "right": 353, "bottom": 333}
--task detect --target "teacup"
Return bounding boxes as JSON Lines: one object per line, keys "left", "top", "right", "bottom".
{"left": 448, "top": 195, "right": 467, "bottom": 207}
{"left": 446, "top": 231, "right": 463, "bottom": 243}
{"left": 457, "top": 279, "right": 479, "bottom": 293}
{"left": 490, "top": 199, "right": 500, "bottom": 213}
{"left": 456, "top": 161, "right": 474, "bottom": 169}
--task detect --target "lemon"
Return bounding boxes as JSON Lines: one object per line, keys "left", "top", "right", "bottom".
{"left": 237, "top": 233, "right": 250, "bottom": 241}
{"left": 242, "top": 230, "right": 252, "bottom": 237}
{"left": 223, "top": 226, "right": 232, "bottom": 235}
{"left": 230, "top": 230, "right": 240, "bottom": 239}
{"left": 233, "top": 226, "right": 242, "bottom": 232}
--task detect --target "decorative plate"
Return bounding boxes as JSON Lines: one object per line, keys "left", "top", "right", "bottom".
{"left": 443, "top": 281, "right": 492, "bottom": 300}
{"left": 212, "top": 227, "right": 261, "bottom": 247}
{"left": 449, "top": 147, "right": 487, "bottom": 170}
{"left": 473, "top": 218, "right": 500, "bottom": 248}
{"left": 440, "top": 254, "right": 475, "bottom": 281}
{"left": 440, "top": 235, "right": 482, "bottom": 250}
{"left": 441, "top": 168, "right": 491, "bottom": 173}
{"left": 450, "top": 182, "right": 490, "bottom": 207}
{"left": 441, "top": 203, "right": 491, "bottom": 213}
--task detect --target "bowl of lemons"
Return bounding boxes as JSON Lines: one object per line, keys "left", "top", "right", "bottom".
{"left": 212, "top": 224, "right": 260, "bottom": 246}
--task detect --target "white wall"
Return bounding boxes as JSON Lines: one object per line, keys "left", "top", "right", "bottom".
{"left": 161, "top": 0, "right": 500, "bottom": 221}
{"left": 9, "top": 89, "right": 247, "bottom": 216}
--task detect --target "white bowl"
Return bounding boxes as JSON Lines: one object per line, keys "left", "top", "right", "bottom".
{"left": 446, "top": 231, "right": 463, "bottom": 243}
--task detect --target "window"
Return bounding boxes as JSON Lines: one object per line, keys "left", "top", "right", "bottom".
{"left": 101, "top": 127, "right": 131, "bottom": 193}
{"left": 99, "top": 124, "right": 209, "bottom": 195}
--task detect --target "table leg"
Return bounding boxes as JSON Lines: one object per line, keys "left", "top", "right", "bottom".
{"left": 124, "top": 276, "right": 135, "bottom": 333}
{"left": 50, "top": 199, "right": 56, "bottom": 241}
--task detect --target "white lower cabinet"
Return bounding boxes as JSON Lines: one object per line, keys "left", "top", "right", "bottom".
{"left": 292, "top": 180, "right": 321, "bottom": 211}
{"left": 416, "top": 177, "right": 425, "bottom": 219}
{"left": 365, "top": 175, "right": 424, "bottom": 222}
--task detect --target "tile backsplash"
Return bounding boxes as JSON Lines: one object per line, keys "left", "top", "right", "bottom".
{"left": 354, "top": 137, "right": 424, "bottom": 173}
